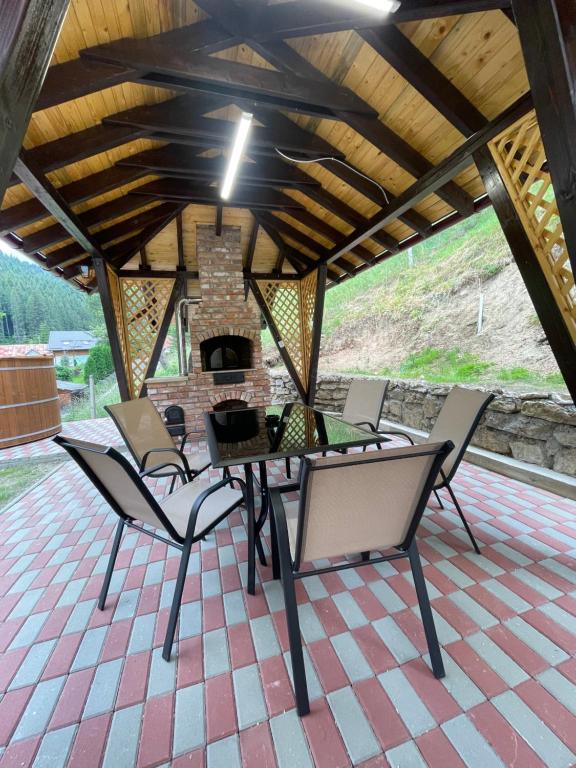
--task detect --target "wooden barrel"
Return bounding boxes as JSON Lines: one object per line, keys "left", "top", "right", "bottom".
{"left": 0, "top": 356, "right": 61, "bottom": 449}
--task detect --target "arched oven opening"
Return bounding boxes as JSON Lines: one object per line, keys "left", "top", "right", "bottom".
{"left": 200, "top": 335, "right": 252, "bottom": 373}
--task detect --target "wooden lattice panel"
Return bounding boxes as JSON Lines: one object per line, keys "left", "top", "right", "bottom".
{"left": 488, "top": 110, "right": 576, "bottom": 342}
{"left": 276, "top": 406, "right": 317, "bottom": 453}
{"left": 300, "top": 270, "right": 318, "bottom": 386}
{"left": 106, "top": 265, "right": 129, "bottom": 377}
{"left": 258, "top": 279, "right": 308, "bottom": 390}
{"left": 119, "top": 277, "right": 175, "bottom": 398}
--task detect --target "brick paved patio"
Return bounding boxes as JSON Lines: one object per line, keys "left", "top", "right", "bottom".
{"left": 0, "top": 444, "right": 575, "bottom": 767}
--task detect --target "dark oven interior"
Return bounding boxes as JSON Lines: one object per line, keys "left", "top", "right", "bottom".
{"left": 200, "top": 335, "right": 252, "bottom": 372}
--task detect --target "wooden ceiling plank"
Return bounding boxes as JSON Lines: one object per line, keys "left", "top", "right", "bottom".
{"left": 108, "top": 204, "right": 185, "bottom": 269}
{"left": 286, "top": 208, "right": 375, "bottom": 264}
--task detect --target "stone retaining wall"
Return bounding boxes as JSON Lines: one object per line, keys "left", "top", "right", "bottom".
{"left": 269, "top": 371, "right": 576, "bottom": 475}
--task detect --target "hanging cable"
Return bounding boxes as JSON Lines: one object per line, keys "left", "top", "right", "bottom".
{"left": 274, "top": 147, "right": 389, "bottom": 204}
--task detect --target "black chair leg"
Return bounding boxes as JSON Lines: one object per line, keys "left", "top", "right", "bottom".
{"left": 433, "top": 489, "right": 444, "bottom": 509}
{"left": 285, "top": 457, "right": 292, "bottom": 479}
{"left": 255, "top": 534, "right": 267, "bottom": 567}
{"left": 98, "top": 519, "right": 124, "bottom": 610}
{"left": 169, "top": 475, "right": 177, "bottom": 494}
{"left": 361, "top": 552, "right": 370, "bottom": 562}
{"left": 280, "top": 566, "right": 310, "bottom": 716}
{"left": 446, "top": 482, "right": 480, "bottom": 554}
{"left": 408, "top": 541, "right": 445, "bottom": 679}
{"left": 163, "top": 540, "right": 192, "bottom": 661}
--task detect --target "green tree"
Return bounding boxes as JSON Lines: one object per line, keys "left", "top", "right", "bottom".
{"left": 84, "top": 342, "right": 114, "bottom": 383}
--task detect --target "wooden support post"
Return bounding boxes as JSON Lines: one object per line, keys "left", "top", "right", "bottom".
{"left": 0, "top": 0, "right": 69, "bottom": 203}
{"left": 513, "top": 0, "right": 576, "bottom": 273}
{"left": 306, "top": 264, "right": 327, "bottom": 406}
{"left": 92, "top": 257, "right": 131, "bottom": 401}
{"left": 475, "top": 147, "right": 576, "bottom": 401}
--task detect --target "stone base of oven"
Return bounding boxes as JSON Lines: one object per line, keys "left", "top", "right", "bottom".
{"left": 145, "top": 369, "right": 270, "bottom": 436}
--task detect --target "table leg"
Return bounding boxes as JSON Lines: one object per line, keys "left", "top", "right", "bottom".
{"left": 244, "top": 463, "right": 256, "bottom": 596}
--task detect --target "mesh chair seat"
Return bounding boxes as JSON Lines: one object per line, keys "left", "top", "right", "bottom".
{"left": 161, "top": 479, "right": 243, "bottom": 538}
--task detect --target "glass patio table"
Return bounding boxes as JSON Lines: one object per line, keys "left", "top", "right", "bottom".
{"left": 204, "top": 402, "right": 388, "bottom": 593}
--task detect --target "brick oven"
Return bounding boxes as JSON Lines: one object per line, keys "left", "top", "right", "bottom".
{"left": 146, "top": 224, "right": 270, "bottom": 436}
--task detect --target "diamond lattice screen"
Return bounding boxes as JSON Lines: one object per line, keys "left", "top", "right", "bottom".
{"left": 488, "top": 109, "right": 576, "bottom": 343}
{"left": 257, "top": 271, "right": 318, "bottom": 394}
{"left": 106, "top": 269, "right": 175, "bottom": 399}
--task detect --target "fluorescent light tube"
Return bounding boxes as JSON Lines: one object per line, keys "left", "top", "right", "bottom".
{"left": 352, "top": 0, "right": 401, "bottom": 12}
{"left": 221, "top": 112, "right": 253, "bottom": 200}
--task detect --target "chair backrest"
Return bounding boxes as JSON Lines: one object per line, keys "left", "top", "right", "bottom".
{"left": 341, "top": 379, "right": 389, "bottom": 429}
{"left": 106, "top": 397, "right": 176, "bottom": 465}
{"left": 293, "top": 441, "right": 452, "bottom": 567}
{"left": 428, "top": 386, "right": 495, "bottom": 482}
{"left": 53, "top": 435, "right": 180, "bottom": 540}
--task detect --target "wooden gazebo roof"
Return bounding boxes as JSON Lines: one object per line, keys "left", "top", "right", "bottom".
{"left": 0, "top": 1, "right": 531, "bottom": 293}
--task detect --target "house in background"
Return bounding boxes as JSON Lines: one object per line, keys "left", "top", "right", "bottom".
{"left": 47, "top": 331, "right": 98, "bottom": 364}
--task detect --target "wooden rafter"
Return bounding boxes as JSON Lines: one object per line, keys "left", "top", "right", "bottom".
{"left": 0, "top": 0, "right": 69, "bottom": 203}
{"left": 14, "top": 154, "right": 105, "bottom": 260}
{"left": 359, "top": 26, "right": 487, "bottom": 136}
{"left": 130, "top": 180, "right": 306, "bottom": 211}
{"left": 324, "top": 93, "right": 533, "bottom": 265}
{"left": 104, "top": 96, "right": 346, "bottom": 159}
{"left": 82, "top": 40, "right": 377, "bottom": 119}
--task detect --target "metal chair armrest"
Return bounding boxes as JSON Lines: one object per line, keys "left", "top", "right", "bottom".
{"left": 179, "top": 431, "right": 195, "bottom": 451}
{"left": 377, "top": 430, "right": 415, "bottom": 445}
{"left": 186, "top": 475, "right": 248, "bottom": 537}
{"left": 139, "top": 462, "right": 188, "bottom": 485}
{"left": 353, "top": 420, "right": 378, "bottom": 432}
{"left": 140, "top": 447, "right": 192, "bottom": 475}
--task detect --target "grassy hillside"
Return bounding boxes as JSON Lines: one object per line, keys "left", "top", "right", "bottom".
{"left": 264, "top": 207, "right": 565, "bottom": 390}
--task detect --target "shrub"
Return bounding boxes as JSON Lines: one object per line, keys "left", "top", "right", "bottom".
{"left": 55, "top": 364, "right": 73, "bottom": 381}
{"left": 84, "top": 342, "right": 114, "bottom": 383}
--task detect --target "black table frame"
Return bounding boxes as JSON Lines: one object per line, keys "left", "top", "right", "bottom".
{"left": 204, "top": 403, "right": 387, "bottom": 594}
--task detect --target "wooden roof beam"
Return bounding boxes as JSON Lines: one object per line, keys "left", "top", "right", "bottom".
{"left": 106, "top": 204, "right": 186, "bottom": 269}
{"left": 14, "top": 153, "right": 106, "bottom": 261}
{"left": 104, "top": 96, "right": 346, "bottom": 160}
{"left": 286, "top": 209, "right": 376, "bottom": 264}
{"left": 0, "top": 0, "right": 69, "bottom": 204}
{"left": 247, "top": 0, "right": 512, "bottom": 40}
{"left": 247, "top": 41, "right": 474, "bottom": 215}
{"left": 129, "top": 180, "right": 306, "bottom": 211}
{"left": 82, "top": 39, "right": 377, "bottom": 119}
{"left": 359, "top": 26, "right": 488, "bottom": 137}
{"left": 323, "top": 93, "right": 533, "bottom": 265}
{"left": 0, "top": 165, "right": 148, "bottom": 235}
{"left": 299, "top": 185, "right": 399, "bottom": 253}
{"left": 117, "top": 150, "right": 322, "bottom": 189}
{"left": 36, "top": 20, "right": 237, "bottom": 111}
{"left": 19, "top": 194, "right": 164, "bottom": 254}
{"left": 44, "top": 203, "right": 179, "bottom": 270}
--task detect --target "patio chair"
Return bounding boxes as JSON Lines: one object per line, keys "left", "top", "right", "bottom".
{"left": 270, "top": 440, "right": 453, "bottom": 716}
{"left": 54, "top": 435, "right": 247, "bottom": 661}
{"left": 106, "top": 397, "right": 210, "bottom": 492}
{"left": 341, "top": 378, "right": 389, "bottom": 432}
{"left": 379, "top": 386, "right": 495, "bottom": 554}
